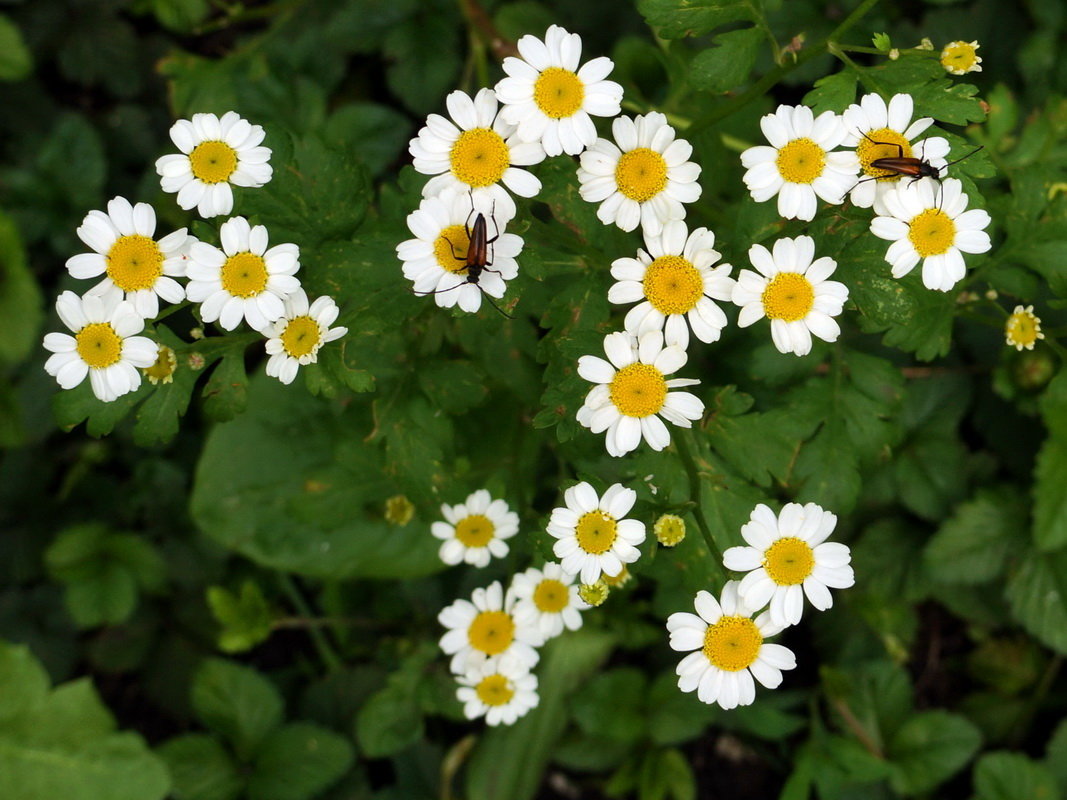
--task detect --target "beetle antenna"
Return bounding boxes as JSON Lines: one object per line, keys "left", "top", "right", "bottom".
{"left": 479, "top": 288, "right": 514, "bottom": 319}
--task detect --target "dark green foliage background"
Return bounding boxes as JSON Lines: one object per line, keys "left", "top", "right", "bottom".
{"left": 1, "top": 1, "right": 1066, "bottom": 799}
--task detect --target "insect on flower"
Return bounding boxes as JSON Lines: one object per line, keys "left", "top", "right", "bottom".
{"left": 845, "top": 132, "right": 983, "bottom": 207}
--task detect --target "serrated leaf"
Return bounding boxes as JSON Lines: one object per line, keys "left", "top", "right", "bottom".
{"left": 0, "top": 212, "right": 43, "bottom": 365}
{"left": 887, "top": 710, "right": 981, "bottom": 794}
{"left": 192, "top": 659, "right": 283, "bottom": 759}
{"left": 354, "top": 683, "right": 423, "bottom": 759}
{"left": 0, "top": 14, "right": 32, "bottom": 81}
{"left": 207, "top": 582, "right": 274, "bottom": 654}
{"left": 689, "top": 27, "right": 762, "bottom": 93}
{"left": 571, "top": 668, "right": 646, "bottom": 744}
{"left": 638, "top": 0, "right": 758, "bottom": 38}
{"left": 202, "top": 351, "right": 249, "bottom": 423}
{"left": 973, "top": 751, "right": 1058, "bottom": 800}
{"left": 924, "top": 487, "right": 1027, "bottom": 584}
{"left": 1006, "top": 549, "right": 1067, "bottom": 655}
{"left": 157, "top": 734, "right": 243, "bottom": 800}
{"left": 803, "top": 71, "right": 858, "bottom": 114}
{"left": 247, "top": 723, "right": 354, "bottom": 800}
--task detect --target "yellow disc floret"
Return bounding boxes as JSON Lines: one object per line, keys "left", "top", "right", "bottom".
{"left": 75, "top": 322, "right": 123, "bottom": 369}
{"left": 434, "top": 224, "right": 471, "bottom": 273}
{"left": 763, "top": 537, "right": 816, "bottom": 586}
{"left": 280, "top": 316, "right": 322, "bottom": 359}
{"left": 940, "top": 40, "right": 982, "bottom": 76}
{"left": 575, "top": 511, "right": 618, "bottom": 555}
{"left": 220, "top": 252, "right": 269, "bottom": 298}
{"left": 143, "top": 344, "right": 177, "bottom": 385}
{"left": 475, "top": 674, "right": 515, "bottom": 707}
{"left": 609, "top": 363, "right": 668, "bottom": 417}
{"left": 467, "top": 610, "right": 515, "bottom": 656}
{"left": 455, "top": 514, "right": 496, "bottom": 547}
{"left": 385, "top": 495, "right": 415, "bottom": 526}
{"left": 1005, "top": 305, "right": 1044, "bottom": 351}
{"left": 533, "top": 579, "right": 570, "bottom": 613}
{"left": 702, "top": 615, "right": 763, "bottom": 671}
{"left": 644, "top": 256, "right": 703, "bottom": 315}
{"left": 908, "top": 209, "right": 957, "bottom": 257}
{"left": 775, "top": 138, "right": 826, "bottom": 184}
{"left": 654, "top": 514, "right": 687, "bottom": 547}
{"left": 534, "top": 67, "right": 585, "bottom": 119}
{"left": 106, "top": 235, "right": 164, "bottom": 291}
{"left": 761, "top": 272, "right": 815, "bottom": 322}
{"left": 189, "top": 140, "right": 239, "bottom": 184}
{"left": 615, "top": 148, "right": 668, "bottom": 203}
{"left": 578, "top": 580, "right": 609, "bottom": 607}
{"left": 449, "top": 128, "right": 511, "bottom": 188}
{"left": 856, "top": 127, "right": 912, "bottom": 181}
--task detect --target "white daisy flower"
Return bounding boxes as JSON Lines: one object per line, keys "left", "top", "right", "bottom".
{"left": 577, "top": 112, "right": 702, "bottom": 236}
{"left": 155, "top": 111, "right": 272, "bottom": 219}
{"left": 731, "top": 235, "right": 848, "bottom": 357}
{"left": 186, "top": 216, "right": 301, "bottom": 331}
{"left": 723, "top": 502, "right": 855, "bottom": 628}
{"left": 431, "top": 489, "right": 519, "bottom": 568}
{"left": 740, "top": 105, "right": 858, "bottom": 221}
{"left": 438, "top": 581, "right": 543, "bottom": 675}
{"left": 456, "top": 655, "right": 539, "bottom": 727}
{"left": 869, "top": 178, "right": 991, "bottom": 292}
{"left": 409, "top": 88, "right": 546, "bottom": 221}
{"left": 65, "top": 196, "right": 189, "bottom": 320}
{"left": 666, "top": 581, "right": 796, "bottom": 710}
{"left": 262, "top": 289, "right": 348, "bottom": 385}
{"left": 512, "top": 562, "right": 589, "bottom": 640}
{"left": 547, "top": 482, "right": 646, "bottom": 585}
{"left": 494, "top": 25, "right": 623, "bottom": 157}
{"left": 43, "top": 291, "right": 158, "bottom": 403}
{"left": 608, "top": 220, "right": 735, "bottom": 349}
{"left": 841, "top": 93, "right": 950, "bottom": 212}
{"left": 397, "top": 191, "right": 522, "bottom": 313}
{"left": 577, "top": 330, "right": 704, "bottom": 456}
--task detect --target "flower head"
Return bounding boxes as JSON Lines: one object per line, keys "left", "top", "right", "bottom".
{"left": 432, "top": 490, "right": 519, "bottom": 568}
{"left": 186, "top": 216, "right": 301, "bottom": 331}
{"left": 512, "top": 562, "right": 589, "bottom": 640}
{"left": 576, "top": 330, "right": 704, "bottom": 457}
{"left": 870, "top": 178, "right": 991, "bottom": 292}
{"left": 577, "top": 112, "right": 702, "bottom": 236}
{"left": 43, "top": 291, "right": 158, "bottom": 402}
{"left": 456, "top": 655, "right": 539, "bottom": 726}
{"left": 941, "top": 40, "right": 982, "bottom": 75}
{"left": 731, "top": 235, "right": 848, "bottom": 357}
{"left": 666, "top": 581, "right": 796, "bottom": 710}
{"left": 841, "top": 93, "right": 950, "bottom": 212}
{"left": 547, "top": 482, "right": 646, "bottom": 585}
{"left": 263, "top": 289, "right": 347, "bottom": 385}
{"left": 438, "top": 581, "right": 543, "bottom": 674}
{"left": 1005, "top": 305, "right": 1044, "bottom": 351}
{"left": 609, "top": 220, "right": 735, "bottom": 349}
{"left": 654, "top": 514, "right": 687, "bottom": 547}
{"left": 723, "top": 502, "right": 854, "bottom": 627}
{"left": 143, "top": 344, "right": 177, "bottom": 386}
{"left": 155, "top": 111, "right": 272, "bottom": 218}
{"left": 65, "top": 196, "right": 189, "bottom": 319}
{"left": 740, "top": 105, "right": 858, "bottom": 221}
{"left": 578, "top": 580, "right": 610, "bottom": 606}
{"left": 409, "top": 88, "right": 545, "bottom": 221}
{"left": 495, "top": 25, "right": 623, "bottom": 156}
{"left": 385, "top": 495, "right": 415, "bottom": 526}
{"left": 397, "top": 191, "right": 522, "bottom": 313}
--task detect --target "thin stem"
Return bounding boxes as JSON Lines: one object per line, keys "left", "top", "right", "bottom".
{"left": 673, "top": 430, "right": 724, "bottom": 568}
{"left": 151, "top": 300, "right": 191, "bottom": 325}
{"left": 277, "top": 575, "right": 343, "bottom": 673}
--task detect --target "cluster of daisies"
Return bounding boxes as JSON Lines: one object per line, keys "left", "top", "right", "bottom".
{"left": 43, "top": 111, "right": 347, "bottom": 402}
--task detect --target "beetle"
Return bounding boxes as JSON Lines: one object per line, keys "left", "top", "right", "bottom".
{"left": 844, "top": 132, "right": 984, "bottom": 206}
{"left": 413, "top": 200, "right": 514, "bottom": 319}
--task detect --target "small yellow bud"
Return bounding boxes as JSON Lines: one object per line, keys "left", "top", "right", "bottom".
{"left": 190, "top": 327, "right": 205, "bottom": 340}
{"left": 985, "top": 289, "right": 999, "bottom": 300}
{"left": 888, "top": 48, "right": 900, "bottom": 60}
{"left": 603, "top": 566, "right": 632, "bottom": 588}
{"left": 654, "top": 514, "right": 687, "bottom": 547}
{"left": 578, "top": 580, "right": 609, "bottom": 607}
{"left": 142, "top": 345, "right": 177, "bottom": 386}
{"left": 917, "top": 37, "right": 934, "bottom": 51}
{"left": 384, "top": 494, "right": 415, "bottom": 526}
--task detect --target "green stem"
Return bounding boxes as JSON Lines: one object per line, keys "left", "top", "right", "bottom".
{"left": 673, "top": 430, "right": 724, "bottom": 568}
{"left": 277, "top": 575, "right": 343, "bottom": 673}
{"left": 151, "top": 300, "right": 190, "bottom": 325}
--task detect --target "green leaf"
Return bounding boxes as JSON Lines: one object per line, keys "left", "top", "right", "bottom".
{"left": 207, "top": 582, "right": 274, "bottom": 654}
{"left": 354, "top": 682, "right": 424, "bottom": 759}
{"left": 465, "top": 631, "right": 615, "bottom": 800}
{"left": 157, "top": 734, "right": 244, "bottom": 800}
{"left": 1034, "top": 439, "right": 1067, "bottom": 551}
{"left": 147, "top": 0, "right": 210, "bottom": 32}
{"left": 192, "top": 659, "right": 284, "bottom": 759}
{"left": 248, "top": 723, "right": 354, "bottom": 800}
{"left": 201, "top": 351, "right": 249, "bottom": 423}
{"left": 912, "top": 79, "right": 987, "bottom": 126}
{"left": 1006, "top": 549, "right": 1067, "bottom": 655}
{"left": 689, "top": 27, "right": 762, "bottom": 93}
{"left": 923, "top": 487, "right": 1027, "bottom": 584}
{"left": 0, "top": 211, "right": 43, "bottom": 365}
{"left": 383, "top": 7, "right": 462, "bottom": 115}
{"left": 638, "top": 747, "right": 696, "bottom": 800}
{"left": 571, "top": 668, "right": 646, "bottom": 744}
{"left": 887, "top": 710, "right": 981, "bottom": 794}
{"left": 1045, "top": 717, "right": 1067, "bottom": 789}
{"left": 0, "top": 642, "right": 170, "bottom": 800}
{"left": 803, "top": 71, "right": 858, "bottom": 114}
{"left": 646, "top": 672, "right": 716, "bottom": 746}
{"left": 973, "top": 752, "right": 1058, "bottom": 800}
{"left": 0, "top": 15, "right": 32, "bottom": 81}
{"left": 638, "top": 0, "right": 758, "bottom": 38}
{"left": 323, "top": 103, "right": 412, "bottom": 178}
{"left": 871, "top": 32, "right": 892, "bottom": 52}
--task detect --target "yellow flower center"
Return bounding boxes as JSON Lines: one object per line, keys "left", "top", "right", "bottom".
{"left": 455, "top": 514, "right": 496, "bottom": 547}
{"left": 602, "top": 566, "right": 631, "bottom": 587}
{"left": 702, "top": 615, "right": 763, "bottom": 672}
{"left": 280, "top": 316, "right": 322, "bottom": 359}
{"left": 189, "top": 140, "right": 239, "bottom": 184}
{"left": 385, "top": 494, "right": 415, "bottom": 526}
{"left": 533, "top": 579, "right": 570, "bottom": 613}
{"left": 654, "top": 514, "right": 686, "bottom": 546}
{"left": 775, "top": 138, "right": 826, "bottom": 184}
{"left": 856, "top": 127, "right": 912, "bottom": 181}
{"left": 475, "top": 674, "right": 515, "bottom": 707}
{"left": 220, "top": 252, "right": 269, "bottom": 298}
{"left": 907, "top": 209, "right": 957, "bottom": 257}
{"left": 467, "top": 610, "right": 515, "bottom": 656}
{"left": 644, "top": 255, "right": 703, "bottom": 315}
{"left": 763, "top": 537, "right": 816, "bottom": 586}
{"left": 1006, "top": 308, "right": 1042, "bottom": 350}
{"left": 575, "top": 511, "right": 618, "bottom": 555}
{"left": 533, "top": 67, "right": 585, "bottom": 119}
{"left": 615, "top": 148, "right": 668, "bottom": 203}
{"left": 449, "top": 128, "right": 511, "bottom": 188}
{"left": 761, "top": 272, "right": 814, "bottom": 322}
{"left": 75, "top": 322, "right": 123, "bottom": 369}
{"left": 609, "top": 363, "right": 667, "bottom": 417}
{"left": 143, "top": 344, "right": 176, "bottom": 385}
{"left": 433, "top": 224, "right": 471, "bottom": 274}
{"left": 941, "top": 41, "right": 980, "bottom": 74}
{"left": 106, "top": 235, "right": 164, "bottom": 291}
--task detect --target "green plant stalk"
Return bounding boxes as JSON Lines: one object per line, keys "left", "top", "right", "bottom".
{"left": 277, "top": 574, "right": 343, "bottom": 673}
{"left": 673, "top": 429, "right": 724, "bottom": 569}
